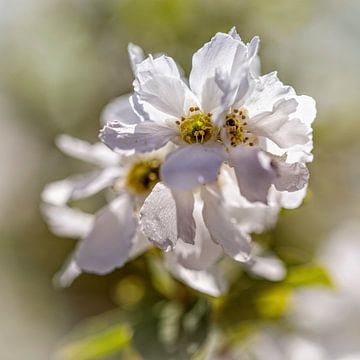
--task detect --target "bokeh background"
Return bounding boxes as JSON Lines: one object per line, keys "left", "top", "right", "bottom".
{"left": 1, "top": 0, "right": 360, "bottom": 358}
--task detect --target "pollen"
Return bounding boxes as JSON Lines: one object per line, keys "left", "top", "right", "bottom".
{"left": 178, "top": 109, "right": 215, "bottom": 144}
{"left": 126, "top": 159, "right": 161, "bottom": 194}
{"left": 224, "top": 107, "right": 258, "bottom": 147}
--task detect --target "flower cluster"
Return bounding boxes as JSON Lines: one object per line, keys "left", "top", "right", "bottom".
{"left": 42, "top": 28, "right": 316, "bottom": 296}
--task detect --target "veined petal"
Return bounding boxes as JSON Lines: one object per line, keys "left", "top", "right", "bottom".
{"left": 41, "top": 167, "right": 122, "bottom": 206}
{"left": 160, "top": 144, "right": 226, "bottom": 190}
{"left": 128, "top": 43, "right": 145, "bottom": 74}
{"left": 140, "top": 183, "right": 177, "bottom": 251}
{"left": 201, "top": 185, "right": 252, "bottom": 262}
{"left": 140, "top": 183, "right": 196, "bottom": 250}
{"left": 100, "top": 94, "right": 142, "bottom": 126}
{"left": 75, "top": 194, "right": 137, "bottom": 274}
{"left": 136, "top": 74, "right": 198, "bottom": 120}
{"left": 273, "top": 161, "right": 309, "bottom": 192}
{"left": 56, "top": 135, "right": 120, "bottom": 167}
{"left": 53, "top": 257, "right": 81, "bottom": 288}
{"left": 190, "top": 32, "right": 247, "bottom": 114}
{"left": 100, "top": 120, "right": 177, "bottom": 153}
{"left": 249, "top": 99, "right": 310, "bottom": 149}
{"left": 228, "top": 146, "right": 277, "bottom": 204}
{"left": 165, "top": 253, "right": 227, "bottom": 297}
{"left": 41, "top": 204, "right": 94, "bottom": 238}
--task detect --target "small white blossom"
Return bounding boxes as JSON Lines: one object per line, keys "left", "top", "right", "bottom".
{"left": 100, "top": 28, "right": 316, "bottom": 204}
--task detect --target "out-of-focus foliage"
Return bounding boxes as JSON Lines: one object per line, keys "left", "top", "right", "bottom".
{"left": 1, "top": 0, "right": 360, "bottom": 359}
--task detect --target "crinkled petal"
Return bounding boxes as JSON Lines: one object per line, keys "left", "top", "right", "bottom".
{"left": 75, "top": 194, "right": 137, "bottom": 274}
{"left": 140, "top": 183, "right": 177, "bottom": 251}
{"left": 41, "top": 204, "right": 94, "bottom": 238}
{"left": 56, "top": 135, "right": 120, "bottom": 167}
{"left": 273, "top": 161, "right": 309, "bottom": 192}
{"left": 161, "top": 144, "right": 226, "bottom": 190}
{"left": 140, "top": 183, "right": 196, "bottom": 250}
{"left": 100, "top": 120, "right": 177, "bottom": 153}
{"left": 228, "top": 146, "right": 277, "bottom": 204}
{"left": 165, "top": 253, "right": 227, "bottom": 297}
{"left": 53, "top": 257, "right": 81, "bottom": 288}
{"left": 100, "top": 94, "right": 142, "bottom": 126}
{"left": 128, "top": 43, "right": 145, "bottom": 74}
{"left": 249, "top": 99, "right": 310, "bottom": 149}
{"left": 173, "top": 195, "right": 223, "bottom": 271}
{"left": 41, "top": 167, "right": 122, "bottom": 206}
{"left": 201, "top": 185, "right": 251, "bottom": 262}
{"left": 243, "top": 72, "right": 295, "bottom": 116}
{"left": 190, "top": 32, "right": 247, "bottom": 114}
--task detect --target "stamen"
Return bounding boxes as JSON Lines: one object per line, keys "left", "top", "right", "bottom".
{"left": 178, "top": 112, "right": 215, "bottom": 144}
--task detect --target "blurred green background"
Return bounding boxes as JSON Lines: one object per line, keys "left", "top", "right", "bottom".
{"left": 1, "top": 0, "right": 360, "bottom": 358}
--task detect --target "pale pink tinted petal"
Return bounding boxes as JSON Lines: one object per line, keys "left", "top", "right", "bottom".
{"left": 100, "top": 120, "right": 177, "bottom": 153}
{"left": 160, "top": 144, "right": 225, "bottom": 190}
{"left": 201, "top": 185, "right": 252, "bottom": 262}
{"left": 75, "top": 194, "right": 137, "bottom": 274}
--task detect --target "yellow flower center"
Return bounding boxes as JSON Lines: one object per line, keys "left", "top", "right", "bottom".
{"left": 224, "top": 107, "right": 258, "bottom": 147}
{"left": 126, "top": 159, "right": 161, "bottom": 194}
{"left": 178, "top": 107, "right": 215, "bottom": 144}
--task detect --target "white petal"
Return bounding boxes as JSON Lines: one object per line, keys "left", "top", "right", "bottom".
{"left": 165, "top": 253, "right": 227, "bottom": 297}
{"left": 136, "top": 74, "right": 198, "bottom": 119}
{"left": 273, "top": 161, "right": 309, "bottom": 192}
{"left": 140, "top": 183, "right": 177, "bottom": 251}
{"left": 140, "top": 183, "right": 196, "bottom": 250}
{"left": 278, "top": 186, "right": 308, "bottom": 209}
{"left": 171, "top": 190, "right": 196, "bottom": 245}
{"left": 41, "top": 204, "right": 94, "bottom": 238}
{"left": 220, "top": 167, "right": 280, "bottom": 233}
{"left": 190, "top": 32, "right": 247, "bottom": 114}
{"left": 41, "top": 167, "right": 122, "bottom": 206}
{"left": 128, "top": 43, "right": 145, "bottom": 74}
{"left": 160, "top": 144, "right": 225, "bottom": 190}
{"left": 53, "top": 257, "right": 81, "bottom": 288}
{"left": 100, "top": 94, "right": 142, "bottom": 126}
{"left": 245, "top": 254, "right": 286, "bottom": 281}
{"left": 128, "top": 230, "right": 151, "bottom": 259}
{"left": 228, "top": 146, "right": 277, "bottom": 204}
{"left": 75, "top": 194, "right": 137, "bottom": 274}
{"left": 56, "top": 135, "right": 120, "bottom": 167}
{"left": 243, "top": 72, "right": 295, "bottom": 116}
{"left": 249, "top": 99, "right": 310, "bottom": 149}
{"left": 201, "top": 185, "right": 252, "bottom": 262}
{"left": 173, "top": 195, "right": 223, "bottom": 271}
{"left": 99, "top": 120, "right": 177, "bottom": 154}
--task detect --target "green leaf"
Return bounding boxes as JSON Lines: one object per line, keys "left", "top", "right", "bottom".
{"left": 55, "top": 324, "right": 132, "bottom": 360}
{"left": 285, "top": 264, "right": 332, "bottom": 288}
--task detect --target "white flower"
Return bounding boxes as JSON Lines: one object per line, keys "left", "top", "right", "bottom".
{"left": 100, "top": 28, "right": 316, "bottom": 204}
